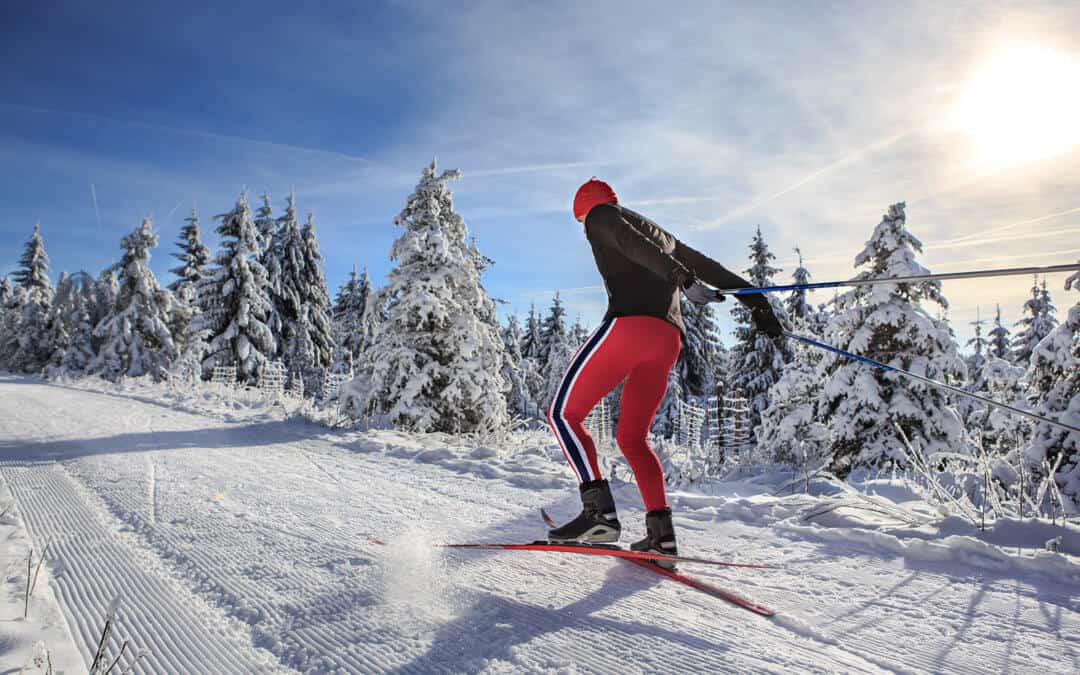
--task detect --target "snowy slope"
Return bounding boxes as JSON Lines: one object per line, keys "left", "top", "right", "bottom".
{"left": 0, "top": 374, "right": 1077, "bottom": 674}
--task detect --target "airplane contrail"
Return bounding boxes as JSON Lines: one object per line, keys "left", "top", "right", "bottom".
{"left": 692, "top": 128, "right": 916, "bottom": 231}
{"left": 90, "top": 183, "right": 101, "bottom": 228}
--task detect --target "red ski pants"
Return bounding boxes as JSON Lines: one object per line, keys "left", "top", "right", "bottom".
{"left": 547, "top": 315, "right": 681, "bottom": 512}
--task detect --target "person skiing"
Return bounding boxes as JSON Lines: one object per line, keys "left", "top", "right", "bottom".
{"left": 546, "top": 178, "right": 784, "bottom": 565}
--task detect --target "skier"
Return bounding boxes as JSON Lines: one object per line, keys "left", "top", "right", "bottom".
{"left": 547, "top": 178, "right": 784, "bottom": 565}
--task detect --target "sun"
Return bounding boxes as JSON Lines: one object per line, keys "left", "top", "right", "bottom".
{"left": 951, "top": 45, "right": 1080, "bottom": 170}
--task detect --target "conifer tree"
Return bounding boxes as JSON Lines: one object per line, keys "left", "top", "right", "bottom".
{"left": 333, "top": 265, "right": 374, "bottom": 370}
{"left": 46, "top": 272, "right": 95, "bottom": 377}
{"left": 1012, "top": 278, "right": 1058, "bottom": 366}
{"left": 168, "top": 208, "right": 212, "bottom": 298}
{"left": 501, "top": 313, "right": 535, "bottom": 418}
{"left": 263, "top": 196, "right": 334, "bottom": 388}
{"left": 729, "top": 226, "right": 789, "bottom": 433}
{"left": 0, "top": 276, "right": 12, "bottom": 306}
{"left": 784, "top": 247, "right": 813, "bottom": 325}
{"left": 818, "top": 203, "right": 965, "bottom": 476}
{"left": 1021, "top": 266, "right": 1079, "bottom": 505}
{"left": 540, "top": 293, "right": 574, "bottom": 407}
{"left": 988, "top": 303, "right": 1011, "bottom": 360}
{"left": 10, "top": 224, "right": 55, "bottom": 372}
{"left": 194, "top": 191, "right": 276, "bottom": 381}
{"left": 353, "top": 161, "right": 508, "bottom": 432}
{"left": 91, "top": 218, "right": 178, "bottom": 380}
{"left": 520, "top": 303, "right": 544, "bottom": 361}
{"left": 254, "top": 192, "right": 277, "bottom": 256}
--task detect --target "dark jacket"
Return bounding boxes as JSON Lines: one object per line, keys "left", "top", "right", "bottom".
{"left": 584, "top": 202, "right": 774, "bottom": 335}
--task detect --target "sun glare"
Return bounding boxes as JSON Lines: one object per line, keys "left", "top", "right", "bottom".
{"left": 952, "top": 46, "right": 1080, "bottom": 170}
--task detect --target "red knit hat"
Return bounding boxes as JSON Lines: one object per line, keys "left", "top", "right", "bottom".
{"left": 572, "top": 178, "right": 617, "bottom": 221}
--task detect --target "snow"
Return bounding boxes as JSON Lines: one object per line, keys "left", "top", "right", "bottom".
{"left": 1, "top": 375, "right": 1078, "bottom": 673}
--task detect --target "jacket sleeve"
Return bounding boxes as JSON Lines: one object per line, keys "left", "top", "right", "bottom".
{"left": 673, "top": 239, "right": 774, "bottom": 315}
{"left": 585, "top": 206, "right": 693, "bottom": 287}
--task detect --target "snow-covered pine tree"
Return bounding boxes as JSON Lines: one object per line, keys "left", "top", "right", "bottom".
{"left": 168, "top": 208, "right": 212, "bottom": 298}
{"left": 729, "top": 226, "right": 789, "bottom": 434}
{"left": 785, "top": 247, "right": 813, "bottom": 326}
{"left": 10, "top": 224, "right": 55, "bottom": 373}
{"left": 90, "top": 218, "right": 178, "bottom": 380}
{"left": 42, "top": 271, "right": 73, "bottom": 374}
{"left": 976, "top": 355, "right": 1028, "bottom": 456}
{"left": 520, "top": 303, "right": 544, "bottom": 361}
{"left": 1012, "top": 277, "right": 1058, "bottom": 367}
{"left": 45, "top": 272, "right": 95, "bottom": 378}
{"left": 1021, "top": 265, "right": 1079, "bottom": 506}
{"left": 759, "top": 256, "right": 829, "bottom": 465}
{"left": 194, "top": 191, "right": 276, "bottom": 382}
{"left": 958, "top": 307, "right": 992, "bottom": 428}
{"left": 254, "top": 192, "right": 277, "bottom": 256}
{"left": 818, "top": 203, "right": 965, "bottom": 476}
{"left": 539, "top": 293, "right": 568, "bottom": 366}
{"left": 167, "top": 208, "right": 212, "bottom": 357}
{"left": 295, "top": 211, "right": 335, "bottom": 389}
{"left": 264, "top": 196, "right": 334, "bottom": 389}
{"left": 356, "top": 161, "right": 508, "bottom": 432}
{"left": 570, "top": 316, "right": 589, "bottom": 346}
{"left": 988, "top": 303, "right": 1011, "bottom": 360}
{"left": 501, "top": 313, "right": 535, "bottom": 418}
{"left": 0, "top": 276, "right": 12, "bottom": 306}
{"left": 966, "top": 307, "right": 989, "bottom": 374}
{"left": 332, "top": 265, "right": 373, "bottom": 372}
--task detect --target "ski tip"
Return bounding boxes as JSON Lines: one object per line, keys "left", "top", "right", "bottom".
{"left": 370, "top": 536, "right": 386, "bottom": 546}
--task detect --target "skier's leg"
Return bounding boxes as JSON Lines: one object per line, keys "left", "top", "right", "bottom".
{"left": 614, "top": 318, "right": 681, "bottom": 512}
{"left": 546, "top": 317, "right": 636, "bottom": 543}
{"left": 547, "top": 318, "right": 631, "bottom": 483}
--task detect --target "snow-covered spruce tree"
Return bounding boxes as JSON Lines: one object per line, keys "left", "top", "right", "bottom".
{"left": 538, "top": 292, "right": 568, "bottom": 367}
{"left": 520, "top": 303, "right": 544, "bottom": 361}
{"left": 356, "top": 161, "right": 508, "bottom": 432}
{"left": 42, "top": 272, "right": 74, "bottom": 374}
{"left": 1021, "top": 266, "right": 1079, "bottom": 506}
{"left": 194, "top": 191, "right": 275, "bottom": 382}
{"left": 167, "top": 208, "right": 212, "bottom": 356}
{"left": 785, "top": 247, "right": 813, "bottom": 326}
{"left": 296, "top": 212, "right": 335, "bottom": 389}
{"left": 254, "top": 192, "right": 277, "bottom": 257}
{"left": 11, "top": 224, "right": 55, "bottom": 373}
{"left": 0, "top": 276, "right": 12, "bottom": 307}
{"left": 46, "top": 272, "right": 96, "bottom": 378}
{"left": 570, "top": 316, "right": 589, "bottom": 346}
{"left": 168, "top": 208, "right": 212, "bottom": 298}
{"left": 501, "top": 313, "right": 536, "bottom": 418}
{"left": 966, "top": 308, "right": 989, "bottom": 375}
{"left": 729, "top": 226, "right": 789, "bottom": 434}
{"left": 264, "top": 196, "right": 334, "bottom": 389}
{"left": 818, "top": 203, "right": 965, "bottom": 476}
{"left": 976, "top": 356, "right": 1028, "bottom": 456}
{"left": 90, "top": 218, "right": 178, "bottom": 380}
{"left": 332, "top": 265, "right": 373, "bottom": 372}
{"left": 759, "top": 256, "right": 829, "bottom": 465}
{"left": 988, "top": 303, "right": 1011, "bottom": 360}
{"left": 1012, "top": 278, "right": 1057, "bottom": 367}
{"left": 958, "top": 308, "right": 992, "bottom": 428}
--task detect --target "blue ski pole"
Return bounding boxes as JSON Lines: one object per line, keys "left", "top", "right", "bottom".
{"left": 717, "top": 262, "right": 1080, "bottom": 296}
{"left": 784, "top": 332, "right": 1080, "bottom": 435}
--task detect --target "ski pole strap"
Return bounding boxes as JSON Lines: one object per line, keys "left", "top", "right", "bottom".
{"left": 784, "top": 332, "right": 1080, "bottom": 435}
{"left": 717, "top": 262, "right": 1080, "bottom": 296}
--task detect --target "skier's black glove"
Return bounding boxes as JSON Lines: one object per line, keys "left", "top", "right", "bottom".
{"left": 683, "top": 280, "right": 727, "bottom": 306}
{"left": 751, "top": 304, "right": 784, "bottom": 339}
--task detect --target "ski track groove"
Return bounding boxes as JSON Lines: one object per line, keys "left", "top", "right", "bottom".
{"left": 0, "top": 461, "right": 275, "bottom": 674}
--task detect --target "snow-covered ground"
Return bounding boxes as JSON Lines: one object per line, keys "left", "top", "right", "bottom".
{"left": 1, "top": 374, "right": 1078, "bottom": 674}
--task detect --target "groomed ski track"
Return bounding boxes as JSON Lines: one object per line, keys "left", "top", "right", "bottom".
{"left": 0, "top": 376, "right": 1077, "bottom": 674}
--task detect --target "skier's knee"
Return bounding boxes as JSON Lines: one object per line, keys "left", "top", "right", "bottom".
{"left": 615, "top": 423, "right": 647, "bottom": 450}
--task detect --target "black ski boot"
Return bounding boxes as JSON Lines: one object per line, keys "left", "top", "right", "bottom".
{"left": 548, "top": 479, "right": 622, "bottom": 544}
{"left": 630, "top": 508, "right": 678, "bottom": 569}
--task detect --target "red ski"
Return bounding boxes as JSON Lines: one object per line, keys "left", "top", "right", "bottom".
{"left": 624, "top": 558, "right": 775, "bottom": 616}
{"left": 438, "top": 541, "right": 770, "bottom": 569}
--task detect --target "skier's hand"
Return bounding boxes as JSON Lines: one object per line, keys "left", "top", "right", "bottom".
{"left": 751, "top": 304, "right": 784, "bottom": 339}
{"left": 683, "top": 280, "right": 726, "bottom": 305}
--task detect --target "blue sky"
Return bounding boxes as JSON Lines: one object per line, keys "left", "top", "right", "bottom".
{"left": 2, "top": 1, "right": 1079, "bottom": 346}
